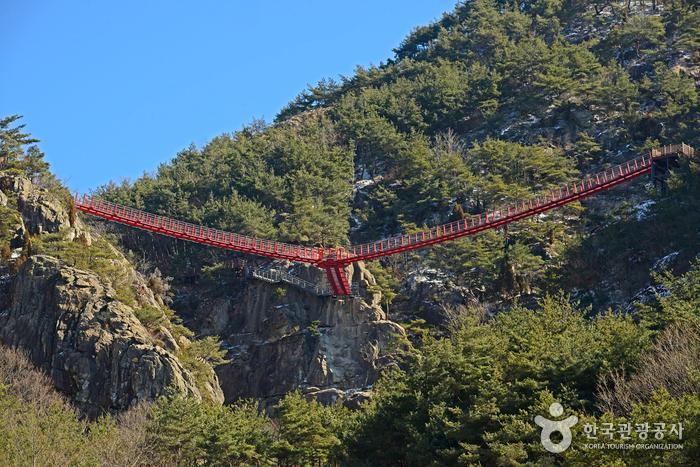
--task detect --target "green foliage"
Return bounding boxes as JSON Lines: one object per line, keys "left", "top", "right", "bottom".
{"left": 640, "top": 62, "right": 699, "bottom": 142}
{"left": 669, "top": 5, "right": 700, "bottom": 61}
{"left": 468, "top": 139, "right": 577, "bottom": 205}
{"left": 162, "top": 306, "right": 194, "bottom": 340}
{"left": 0, "top": 115, "right": 39, "bottom": 174}
{"left": 365, "top": 260, "right": 399, "bottom": 304}
{"left": 348, "top": 294, "right": 647, "bottom": 465}
{"left": 0, "top": 115, "right": 62, "bottom": 193}
{"left": 0, "top": 384, "right": 93, "bottom": 466}
{"left": 103, "top": 114, "right": 352, "bottom": 249}
{"left": 428, "top": 230, "right": 503, "bottom": 296}
{"left": 274, "top": 286, "right": 287, "bottom": 299}
{"left": 570, "top": 131, "right": 603, "bottom": 168}
{"left": 425, "top": 139, "right": 577, "bottom": 297}
{"left": 402, "top": 318, "right": 432, "bottom": 340}
{"left": 0, "top": 205, "right": 21, "bottom": 248}
{"left": 563, "top": 157, "right": 700, "bottom": 308}
{"left": 273, "top": 392, "right": 343, "bottom": 465}
{"left": 144, "top": 392, "right": 356, "bottom": 466}
{"left": 148, "top": 396, "right": 274, "bottom": 466}
{"left": 134, "top": 306, "right": 166, "bottom": 330}
{"left": 601, "top": 15, "right": 665, "bottom": 62}
{"left": 0, "top": 346, "right": 155, "bottom": 466}
{"left": 340, "top": 266, "right": 698, "bottom": 465}
{"left": 640, "top": 260, "right": 700, "bottom": 331}
{"left": 201, "top": 262, "right": 226, "bottom": 281}
{"left": 178, "top": 336, "right": 229, "bottom": 400}
{"left": 180, "top": 336, "right": 228, "bottom": 368}
{"left": 566, "top": 390, "right": 700, "bottom": 466}
{"left": 307, "top": 320, "right": 320, "bottom": 337}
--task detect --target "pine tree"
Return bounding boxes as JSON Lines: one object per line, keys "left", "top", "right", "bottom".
{"left": 274, "top": 392, "right": 341, "bottom": 466}
{"left": 0, "top": 115, "right": 38, "bottom": 166}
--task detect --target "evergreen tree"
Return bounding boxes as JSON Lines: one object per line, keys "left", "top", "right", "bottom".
{"left": 274, "top": 392, "right": 341, "bottom": 466}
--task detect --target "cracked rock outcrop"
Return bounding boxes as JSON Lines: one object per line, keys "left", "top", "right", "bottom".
{"left": 392, "top": 268, "right": 478, "bottom": 329}
{"left": 0, "top": 174, "right": 69, "bottom": 235}
{"left": 0, "top": 255, "right": 219, "bottom": 417}
{"left": 0, "top": 172, "right": 92, "bottom": 246}
{"left": 207, "top": 262, "right": 405, "bottom": 404}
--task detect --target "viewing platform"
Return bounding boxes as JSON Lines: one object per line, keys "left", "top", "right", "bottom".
{"left": 650, "top": 143, "right": 695, "bottom": 160}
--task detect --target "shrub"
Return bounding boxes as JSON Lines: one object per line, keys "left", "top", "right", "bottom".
{"left": 134, "top": 306, "right": 166, "bottom": 331}
{"left": 178, "top": 336, "right": 229, "bottom": 400}
{"left": 308, "top": 320, "right": 320, "bottom": 336}
{"left": 0, "top": 345, "right": 161, "bottom": 465}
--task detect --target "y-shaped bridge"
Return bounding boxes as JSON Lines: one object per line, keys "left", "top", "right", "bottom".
{"left": 75, "top": 144, "right": 694, "bottom": 296}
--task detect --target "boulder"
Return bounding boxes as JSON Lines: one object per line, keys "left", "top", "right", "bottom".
{"left": 65, "top": 226, "right": 93, "bottom": 246}
{"left": 624, "top": 284, "right": 671, "bottom": 314}
{"left": 0, "top": 255, "right": 224, "bottom": 417}
{"left": 304, "top": 387, "right": 345, "bottom": 405}
{"left": 653, "top": 252, "right": 680, "bottom": 273}
{"left": 302, "top": 386, "right": 373, "bottom": 409}
{"left": 0, "top": 174, "right": 69, "bottom": 235}
{"left": 343, "top": 390, "right": 372, "bottom": 410}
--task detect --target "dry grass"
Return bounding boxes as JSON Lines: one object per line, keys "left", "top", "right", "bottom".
{"left": 0, "top": 345, "right": 162, "bottom": 466}
{"left": 0, "top": 345, "right": 68, "bottom": 410}
{"left": 597, "top": 323, "right": 700, "bottom": 415}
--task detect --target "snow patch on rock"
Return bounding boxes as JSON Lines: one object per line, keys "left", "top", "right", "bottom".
{"left": 624, "top": 284, "right": 671, "bottom": 313}
{"left": 634, "top": 200, "right": 656, "bottom": 220}
{"left": 653, "top": 252, "right": 679, "bottom": 272}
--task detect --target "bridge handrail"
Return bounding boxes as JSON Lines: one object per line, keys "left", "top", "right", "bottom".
{"left": 251, "top": 267, "right": 332, "bottom": 296}
{"left": 650, "top": 143, "right": 695, "bottom": 159}
{"left": 345, "top": 152, "right": 657, "bottom": 259}
{"left": 75, "top": 195, "right": 324, "bottom": 262}
{"left": 75, "top": 144, "right": 693, "bottom": 268}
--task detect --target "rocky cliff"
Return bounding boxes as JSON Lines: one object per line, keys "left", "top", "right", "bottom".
{"left": 2, "top": 169, "right": 406, "bottom": 411}
{"left": 0, "top": 172, "right": 223, "bottom": 416}
{"left": 0, "top": 255, "right": 209, "bottom": 417}
{"left": 179, "top": 261, "right": 406, "bottom": 406}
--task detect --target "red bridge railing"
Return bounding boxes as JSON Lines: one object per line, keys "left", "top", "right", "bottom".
{"left": 75, "top": 144, "right": 692, "bottom": 295}
{"left": 75, "top": 196, "right": 324, "bottom": 263}
{"left": 343, "top": 153, "right": 654, "bottom": 262}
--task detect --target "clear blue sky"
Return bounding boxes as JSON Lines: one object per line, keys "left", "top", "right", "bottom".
{"left": 1, "top": 1, "right": 456, "bottom": 193}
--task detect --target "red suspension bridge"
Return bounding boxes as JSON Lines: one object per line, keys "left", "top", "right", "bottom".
{"left": 75, "top": 144, "right": 694, "bottom": 296}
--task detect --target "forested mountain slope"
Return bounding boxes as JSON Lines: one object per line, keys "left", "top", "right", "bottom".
{"left": 104, "top": 0, "right": 698, "bottom": 316}
{"left": 0, "top": 0, "right": 699, "bottom": 464}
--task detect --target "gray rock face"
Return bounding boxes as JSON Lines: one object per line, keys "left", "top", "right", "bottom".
{"left": 3, "top": 172, "right": 401, "bottom": 408}
{"left": 0, "top": 174, "right": 70, "bottom": 235}
{"left": 210, "top": 263, "right": 404, "bottom": 404}
{"left": 0, "top": 255, "right": 221, "bottom": 417}
{"left": 392, "top": 268, "right": 476, "bottom": 329}
{"left": 624, "top": 284, "right": 671, "bottom": 314}
{"left": 303, "top": 386, "right": 373, "bottom": 409}
{"left": 0, "top": 172, "right": 227, "bottom": 414}
{"left": 653, "top": 252, "right": 680, "bottom": 273}
{"left": 0, "top": 173, "right": 91, "bottom": 249}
